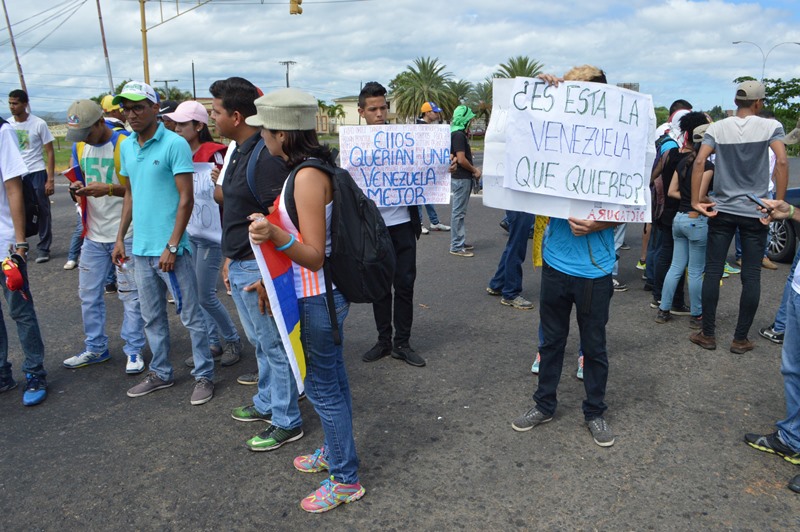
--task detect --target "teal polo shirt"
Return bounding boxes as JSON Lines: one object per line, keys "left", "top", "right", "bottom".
{"left": 119, "top": 123, "right": 194, "bottom": 257}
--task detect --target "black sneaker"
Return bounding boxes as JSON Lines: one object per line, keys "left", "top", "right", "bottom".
{"left": 745, "top": 432, "right": 800, "bottom": 465}
{"left": 759, "top": 325, "right": 784, "bottom": 344}
{"left": 104, "top": 282, "right": 118, "bottom": 294}
{"left": 655, "top": 310, "right": 671, "bottom": 324}
{"left": 670, "top": 304, "right": 691, "bottom": 316}
{"left": 689, "top": 315, "right": 702, "bottom": 330}
{"left": 237, "top": 372, "right": 258, "bottom": 385}
{"left": 649, "top": 299, "right": 661, "bottom": 309}
{"left": 362, "top": 342, "right": 391, "bottom": 363}
{"left": 392, "top": 344, "right": 426, "bottom": 367}
{"left": 789, "top": 474, "right": 800, "bottom": 494}
{"left": 612, "top": 278, "right": 628, "bottom": 292}
{"left": 246, "top": 424, "right": 304, "bottom": 451}
{"left": 0, "top": 373, "right": 17, "bottom": 393}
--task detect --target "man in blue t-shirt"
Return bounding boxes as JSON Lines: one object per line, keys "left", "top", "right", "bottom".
{"left": 110, "top": 81, "right": 215, "bottom": 406}
{"left": 512, "top": 65, "right": 619, "bottom": 448}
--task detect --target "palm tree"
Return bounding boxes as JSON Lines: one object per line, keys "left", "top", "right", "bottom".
{"left": 494, "top": 55, "right": 544, "bottom": 79}
{"left": 440, "top": 79, "right": 473, "bottom": 118}
{"left": 469, "top": 77, "right": 494, "bottom": 123}
{"left": 389, "top": 56, "right": 452, "bottom": 121}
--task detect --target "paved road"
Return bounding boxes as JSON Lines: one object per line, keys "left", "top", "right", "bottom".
{"left": 2, "top": 179, "right": 799, "bottom": 529}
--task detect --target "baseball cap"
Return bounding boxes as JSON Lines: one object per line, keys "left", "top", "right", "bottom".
{"left": 245, "top": 88, "right": 318, "bottom": 131}
{"left": 735, "top": 80, "right": 766, "bottom": 101}
{"left": 692, "top": 123, "right": 711, "bottom": 144}
{"left": 65, "top": 99, "right": 104, "bottom": 142}
{"left": 420, "top": 101, "right": 442, "bottom": 114}
{"left": 112, "top": 81, "right": 159, "bottom": 105}
{"left": 100, "top": 94, "right": 120, "bottom": 112}
{"left": 163, "top": 101, "right": 209, "bottom": 124}
{"left": 158, "top": 100, "right": 179, "bottom": 117}
{"left": 785, "top": 117, "right": 800, "bottom": 146}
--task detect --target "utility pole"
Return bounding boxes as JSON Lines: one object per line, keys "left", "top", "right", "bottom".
{"left": 96, "top": 0, "right": 115, "bottom": 93}
{"left": 139, "top": 0, "right": 149, "bottom": 83}
{"left": 279, "top": 60, "right": 296, "bottom": 88}
{"left": 192, "top": 61, "right": 196, "bottom": 99}
{"left": 154, "top": 79, "right": 179, "bottom": 97}
{"left": 2, "top": 0, "right": 26, "bottom": 93}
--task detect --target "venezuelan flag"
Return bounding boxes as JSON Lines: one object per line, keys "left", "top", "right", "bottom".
{"left": 251, "top": 209, "right": 306, "bottom": 394}
{"left": 62, "top": 165, "right": 89, "bottom": 238}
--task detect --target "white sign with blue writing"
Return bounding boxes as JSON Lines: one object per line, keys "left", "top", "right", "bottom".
{"left": 339, "top": 124, "right": 451, "bottom": 206}
{"left": 187, "top": 163, "right": 221, "bottom": 242}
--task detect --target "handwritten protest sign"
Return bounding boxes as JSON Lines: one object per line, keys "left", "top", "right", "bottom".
{"left": 483, "top": 78, "right": 655, "bottom": 221}
{"left": 339, "top": 124, "right": 451, "bottom": 206}
{"left": 187, "top": 163, "right": 222, "bottom": 242}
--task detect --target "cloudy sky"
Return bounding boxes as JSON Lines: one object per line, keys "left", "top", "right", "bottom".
{"left": 2, "top": 0, "right": 800, "bottom": 116}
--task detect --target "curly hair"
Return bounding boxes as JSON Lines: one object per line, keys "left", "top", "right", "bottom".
{"left": 563, "top": 65, "right": 607, "bottom": 84}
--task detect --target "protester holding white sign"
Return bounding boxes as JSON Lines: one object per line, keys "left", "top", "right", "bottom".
{"left": 512, "top": 65, "right": 627, "bottom": 449}
{"left": 165, "top": 101, "right": 243, "bottom": 368}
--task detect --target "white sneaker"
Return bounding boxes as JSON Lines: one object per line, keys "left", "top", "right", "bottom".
{"left": 126, "top": 353, "right": 145, "bottom": 374}
{"left": 420, "top": 225, "right": 430, "bottom": 235}
{"left": 63, "top": 260, "right": 78, "bottom": 270}
{"left": 63, "top": 349, "right": 110, "bottom": 369}
{"left": 430, "top": 223, "right": 451, "bottom": 231}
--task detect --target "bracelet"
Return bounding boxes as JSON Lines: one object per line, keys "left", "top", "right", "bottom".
{"left": 14, "top": 242, "right": 29, "bottom": 250}
{"left": 275, "top": 234, "right": 296, "bottom": 252}
{"left": 790, "top": 205, "right": 795, "bottom": 219}
{"left": 108, "top": 184, "right": 113, "bottom": 196}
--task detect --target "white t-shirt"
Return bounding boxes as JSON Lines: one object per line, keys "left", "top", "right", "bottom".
{"left": 78, "top": 137, "right": 132, "bottom": 243}
{"left": 379, "top": 206, "right": 411, "bottom": 227}
{"left": 8, "top": 114, "right": 54, "bottom": 173}
{"left": 216, "top": 140, "right": 236, "bottom": 187}
{"left": 0, "top": 123, "right": 29, "bottom": 248}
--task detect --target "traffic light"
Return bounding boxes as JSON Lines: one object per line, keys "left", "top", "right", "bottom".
{"left": 290, "top": 0, "right": 303, "bottom": 15}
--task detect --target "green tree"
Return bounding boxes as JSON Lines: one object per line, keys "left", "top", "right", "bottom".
{"left": 494, "top": 55, "right": 544, "bottom": 79}
{"left": 155, "top": 86, "right": 193, "bottom": 102}
{"left": 468, "top": 77, "right": 493, "bottom": 123}
{"left": 654, "top": 106, "right": 669, "bottom": 126}
{"left": 389, "top": 56, "right": 452, "bottom": 121}
{"left": 707, "top": 105, "right": 727, "bottom": 122}
{"left": 440, "top": 79, "right": 473, "bottom": 117}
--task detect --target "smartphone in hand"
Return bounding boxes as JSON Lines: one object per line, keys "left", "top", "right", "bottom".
{"left": 746, "top": 193, "right": 772, "bottom": 214}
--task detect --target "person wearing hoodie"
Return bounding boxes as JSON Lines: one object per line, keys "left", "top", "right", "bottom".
{"left": 449, "top": 105, "right": 481, "bottom": 258}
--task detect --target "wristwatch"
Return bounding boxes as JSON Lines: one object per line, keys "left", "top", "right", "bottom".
{"left": 166, "top": 243, "right": 178, "bottom": 254}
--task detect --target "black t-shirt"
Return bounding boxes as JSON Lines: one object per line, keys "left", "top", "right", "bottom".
{"left": 221, "top": 132, "right": 289, "bottom": 260}
{"left": 677, "top": 157, "right": 714, "bottom": 213}
{"left": 451, "top": 130, "right": 473, "bottom": 180}
{"left": 659, "top": 149, "right": 689, "bottom": 225}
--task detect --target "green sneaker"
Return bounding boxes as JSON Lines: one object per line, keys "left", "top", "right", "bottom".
{"left": 231, "top": 404, "right": 272, "bottom": 423}
{"left": 246, "top": 425, "right": 303, "bottom": 452}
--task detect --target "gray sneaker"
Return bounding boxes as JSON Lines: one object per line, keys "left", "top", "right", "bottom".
{"left": 221, "top": 340, "right": 243, "bottom": 366}
{"left": 127, "top": 371, "right": 174, "bottom": 398}
{"left": 501, "top": 295, "right": 534, "bottom": 310}
{"left": 237, "top": 372, "right": 258, "bottom": 385}
{"left": 190, "top": 378, "right": 214, "bottom": 405}
{"left": 511, "top": 406, "right": 553, "bottom": 432}
{"left": 587, "top": 417, "right": 615, "bottom": 447}
{"left": 185, "top": 344, "right": 224, "bottom": 368}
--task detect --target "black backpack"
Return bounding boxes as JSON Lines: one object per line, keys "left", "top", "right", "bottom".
{"left": 0, "top": 117, "right": 39, "bottom": 237}
{"left": 284, "top": 158, "right": 396, "bottom": 344}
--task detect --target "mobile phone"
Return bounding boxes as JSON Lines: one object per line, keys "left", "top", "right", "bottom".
{"left": 746, "top": 193, "right": 772, "bottom": 213}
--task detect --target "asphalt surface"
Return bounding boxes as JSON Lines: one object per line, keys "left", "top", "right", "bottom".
{"left": 2, "top": 161, "right": 800, "bottom": 530}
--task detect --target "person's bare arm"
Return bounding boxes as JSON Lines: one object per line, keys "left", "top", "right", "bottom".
{"left": 5, "top": 177, "right": 27, "bottom": 259}
{"left": 691, "top": 144, "right": 716, "bottom": 217}
{"left": 567, "top": 219, "right": 619, "bottom": 236}
{"left": 44, "top": 141, "right": 55, "bottom": 195}
{"left": 667, "top": 170, "right": 681, "bottom": 200}
{"left": 158, "top": 172, "right": 194, "bottom": 272}
{"left": 770, "top": 139, "right": 789, "bottom": 201}
{"left": 112, "top": 177, "right": 133, "bottom": 265}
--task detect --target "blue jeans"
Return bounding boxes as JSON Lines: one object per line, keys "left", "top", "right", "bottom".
{"left": 660, "top": 213, "right": 708, "bottom": 317}
{"left": 535, "top": 262, "right": 612, "bottom": 420}
{"left": 450, "top": 178, "right": 472, "bottom": 252}
{"left": 612, "top": 223, "right": 626, "bottom": 277}
{"left": 80, "top": 239, "right": 145, "bottom": 356}
{"left": 773, "top": 249, "right": 800, "bottom": 333}
{"left": 189, "top": 237, "right": 240, "bottom": 348}
{"left": 228, "top": 259, "right": 301, "bottom": 430}
{"left": 702, "top": 212, "right": 768, "bottom": 340}
{"left": 134, "top": 253, "right": 213, "bottom": 382}
{"left": 417, "top": 204, "right": 440, "bottom": 226}
{"left": 23, "top": 170, "right": 51, "bottom": 254}
{"left": 489, "top": 210, "right": 534, "bottom": 299}
{"left": 777, "top": 288, "right": 800, "bottom": 453}
{"left": 644, "top": 222, "right": 662, "bottom": 285}
{"left": 68, "top": 213, "right": 83, "bottom": 261}
{"left": 301, "top": 290, "right": 359, "bottom": 484}
{"left": 0, "top": 279, "right": 45, "bottom": 379}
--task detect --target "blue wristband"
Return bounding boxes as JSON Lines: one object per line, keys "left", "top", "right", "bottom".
{"left": 275, "top": 233, "right": 296, "bottom": 252}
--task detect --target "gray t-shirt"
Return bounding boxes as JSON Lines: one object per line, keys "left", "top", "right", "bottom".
{"left": 703, "top": 115, "right": 784, "bottom": 218}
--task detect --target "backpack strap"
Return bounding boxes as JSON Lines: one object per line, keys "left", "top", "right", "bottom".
{"left": 246, "top": 138, "right": 268, "bottom": 211}
{"left": 283, "top": 159, "right": 342, "bottom": 345}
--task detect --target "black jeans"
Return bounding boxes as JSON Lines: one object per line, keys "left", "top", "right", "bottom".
{"left": 654, "top": 220, "right": 685, "bottom": 307}
{"left": 702, "top": 212, "right": 768, "bottom": 340}
{"left": 372, "top": 222, "right": 417, "bottom": 347}
{"left": 534, "top": 262, "right": 612, "bottom": 421}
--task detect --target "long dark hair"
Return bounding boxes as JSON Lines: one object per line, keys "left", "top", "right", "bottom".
{"left": 270, "top": 129, "right": 333, "bottom": 169}
{"left": 678, "top": 112, "right": 710, "bottom": 167}
{"left": 195, "top": 121, "right": 214, "bottom": 143}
